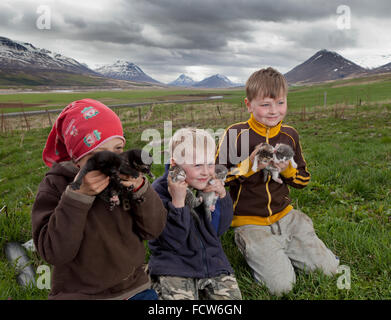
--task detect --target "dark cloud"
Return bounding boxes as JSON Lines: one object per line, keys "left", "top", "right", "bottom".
{"left": 0, "top": 0, "right": 390, "bottom": 83}
{"left": 63, "top": 16, "right": 87, "bottom": 29}
{"left": 285, "top": 26, "right": 359, "bottom": 51}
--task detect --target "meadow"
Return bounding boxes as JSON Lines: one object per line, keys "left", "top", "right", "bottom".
{"left": 0, "top": 75, "right": 390, "bottom": 299}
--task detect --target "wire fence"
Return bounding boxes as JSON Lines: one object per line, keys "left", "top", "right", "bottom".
{"left": 0, "top": 96, "right": 387, "bottom": 134}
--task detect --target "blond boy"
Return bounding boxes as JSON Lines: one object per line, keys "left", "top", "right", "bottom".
{"left": 148, "top": 128, "right": 242, "bottom": 300}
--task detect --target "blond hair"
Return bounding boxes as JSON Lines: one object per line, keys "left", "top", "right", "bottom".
{"left": 169, "top": 127, "right": 216, "bottom": 165}
{"left": 245, "top": 67, "right": 288, "bottom": 101}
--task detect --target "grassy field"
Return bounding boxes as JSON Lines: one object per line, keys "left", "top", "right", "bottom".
{"left": 0, "top": 79, "right": 391, "bottom": 300}
{"left": 1, "top": 72, "right": 391, "bottom": 113}
{"left": 0, "top": 88, "right": 239, "bottom": 113}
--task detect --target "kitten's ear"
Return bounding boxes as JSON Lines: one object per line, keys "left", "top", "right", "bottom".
{"left": 170, "top": 158, "right": 177, "bottom": 168}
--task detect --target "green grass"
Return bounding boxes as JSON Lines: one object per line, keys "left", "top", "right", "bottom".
{"left": 0, "top": 88, "right": 239, "bottom": 114}
{"left": 2, "top": 72, "right": 391, "bottom": 115}
{"left": 0, "top": 83, "right": 391, "bottom": 300}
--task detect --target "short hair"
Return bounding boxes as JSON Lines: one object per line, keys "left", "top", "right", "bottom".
{"left": 169, "top": 127, "right": 216, "bottom": 165}
{"left": 245, "top": 67, "right": 288, "bottom": 101}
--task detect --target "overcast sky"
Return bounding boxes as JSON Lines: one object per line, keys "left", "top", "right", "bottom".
{"left": 1, "top": 0, "right": 391, "bottom": 83}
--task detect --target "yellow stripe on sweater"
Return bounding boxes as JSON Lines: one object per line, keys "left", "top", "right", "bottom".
{"left": 231, "top": 205, "right": 293, "bottom": 227}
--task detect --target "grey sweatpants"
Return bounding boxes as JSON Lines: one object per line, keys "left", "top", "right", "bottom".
{"left": 234, "top": 209, "right": 339, "bottom": 296}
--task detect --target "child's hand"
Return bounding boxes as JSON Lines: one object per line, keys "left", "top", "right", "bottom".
{"left": 202, "top": 178, "right": 226, "bottom": 199}
{"left": 73, "top": 170, "right": 110, "bottom": 196}
{"left": 119, "top": 173, "right": 144, "bottom": 190}
{"left": 167, "top": 175, "right": 188, "bottom": 208}
{"left": 273, "top": 160, "right": 290, "bottom": 172}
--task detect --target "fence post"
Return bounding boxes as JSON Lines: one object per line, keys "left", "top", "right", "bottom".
{"left": 22, "top": 109, "right": 30, "bottom": 131}
{"left": 324, "top": 91, "right": 327, "bottom": 108}
{"left": 216, "top": 104, "right": 221, "bottom": 117}
{"left": 1, "top": 111, "right": 4, "bottom": 133}
{"left": 46, "top": 108, "right": 52, "bottom": 127}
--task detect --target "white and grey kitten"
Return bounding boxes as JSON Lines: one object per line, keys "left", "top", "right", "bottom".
{"left": 197, "top": 164, "right": 228, "bottom": 221}
{"left": 274, "top": 143, "right": 297, "bottom": 168}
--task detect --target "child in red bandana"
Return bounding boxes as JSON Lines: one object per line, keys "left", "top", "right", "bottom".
{"left": 32, "top": 99, "right": 167, "bottom": 300}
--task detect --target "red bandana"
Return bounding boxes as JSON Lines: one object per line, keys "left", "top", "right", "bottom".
{"left": 42, "top": 99, "right": 125, "bottom": 167}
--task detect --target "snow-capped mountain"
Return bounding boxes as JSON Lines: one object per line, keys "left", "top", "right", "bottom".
{"left": 95, "top": 60, "right": 160, "bottom": 83}
{"left": 285, "top": 49, "right": 367, "bottom": 84}
{"left": 375, "top": 62, "right": 391, "bottom": 73}
{"left": 169, "top": 74, "right": 196, "bottom": 87}
{"left": 193, "top": 74, "right": 239, "bottom": 88}
{"left": 346, "top": 53, "right": 391, "bottom": 70}
{"left": 0, "top": 36, "right": 95, "bottom": 74}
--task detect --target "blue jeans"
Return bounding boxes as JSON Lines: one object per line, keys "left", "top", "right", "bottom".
{"left": 128, "top": 289, "right": 158, "bottom": 300}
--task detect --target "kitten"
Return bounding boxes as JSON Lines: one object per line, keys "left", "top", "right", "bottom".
{"left": 197, "top": 164, "right": 228, "bottom": 221}
{"left": 274, "top": 143, "right": 297, "bottom": 168}
{"left": 120, "top": 149, "right": 154, "bottom": 181}
{"left": 264, "top": 143, "right": 297, "bottom": 184}
{"left": 70, "top": 150, "right": 123, "bottom": 210}
{"left": 265, "top": 143, "right": 297, "bottom": 184}
{"left": 169, "top": 165, "right": 202, "bottom": 224}
{"left": 168, "top": 165, "right": 186, "bottom": 182}
{"left": 252, "top": 143, "right": 275, "bottom": 173}
{"left": 252, "top": 143, "right": 297, "bottom": 184}
{"left": 70, "top": 149, "right": 153, "bottom": 210}
{"left": 119, "top": 149, "right": 154, "bottom": 206}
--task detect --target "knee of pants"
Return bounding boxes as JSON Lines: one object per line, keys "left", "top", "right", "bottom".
{"left": 252, "top": 264, "right": 296, "bottom": 297}
{"left": 266, "top": 277, "right": 295, "bottom": 297}
{"left": 319, "top": 254, "right": 340, "bottom": 276}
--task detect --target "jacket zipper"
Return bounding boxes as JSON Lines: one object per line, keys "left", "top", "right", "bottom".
{"left": 233, "top": 184, "right": 243, "bottom": 211}
{"left": 265, "top": 128, "right": 273, "bottom": 216}
{"left": 193, "top": 218, "right": 209, "bottom": 278}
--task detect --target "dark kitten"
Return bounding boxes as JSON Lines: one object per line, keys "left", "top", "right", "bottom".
{"left": 70, "top": 151, "right": 123, "bottom": 210}
{"left": 119, "top": 149, "right": 154, "bottom": 181}
{"left": 70, "top": 150, "right": 122, "bottom": 191}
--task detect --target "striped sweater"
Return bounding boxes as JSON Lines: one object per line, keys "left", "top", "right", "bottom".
{"left": 215, "top": 114, "right": 310, "bottom": 226}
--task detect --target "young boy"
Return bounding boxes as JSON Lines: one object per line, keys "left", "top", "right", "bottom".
{"left": 148, "top": 128, "right": 242, "bottom": 300}
{"left": 216, "top": 68, "right": 339, "bottom": 296}
{"left": 31, "top": 98, "right": 167, "bottom": 300}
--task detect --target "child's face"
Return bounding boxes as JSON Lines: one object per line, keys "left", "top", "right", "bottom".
{"left": 182, "top": 162, "right": 215, "bottom": 190}
{"left": 172, "top": 153, "right": 215, "bottom": 190}
{"left": 245, "top": 94, "right": 287, "bottom": 127}
{"left": 76, "top": 138, "right": 124, "bottom": 168}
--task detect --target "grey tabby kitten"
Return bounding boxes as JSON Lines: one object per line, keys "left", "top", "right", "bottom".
{"left": 168, "top": 165, "right": 202, "bottom": 224}
{"left": 168, "top": 165, "right": 186, "bottom": 183}
{"left": 252, "top": 143, "right": 275, "bottom": 180}
{"left": 197, "top": 164, "right": 228, "bottom": 221}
